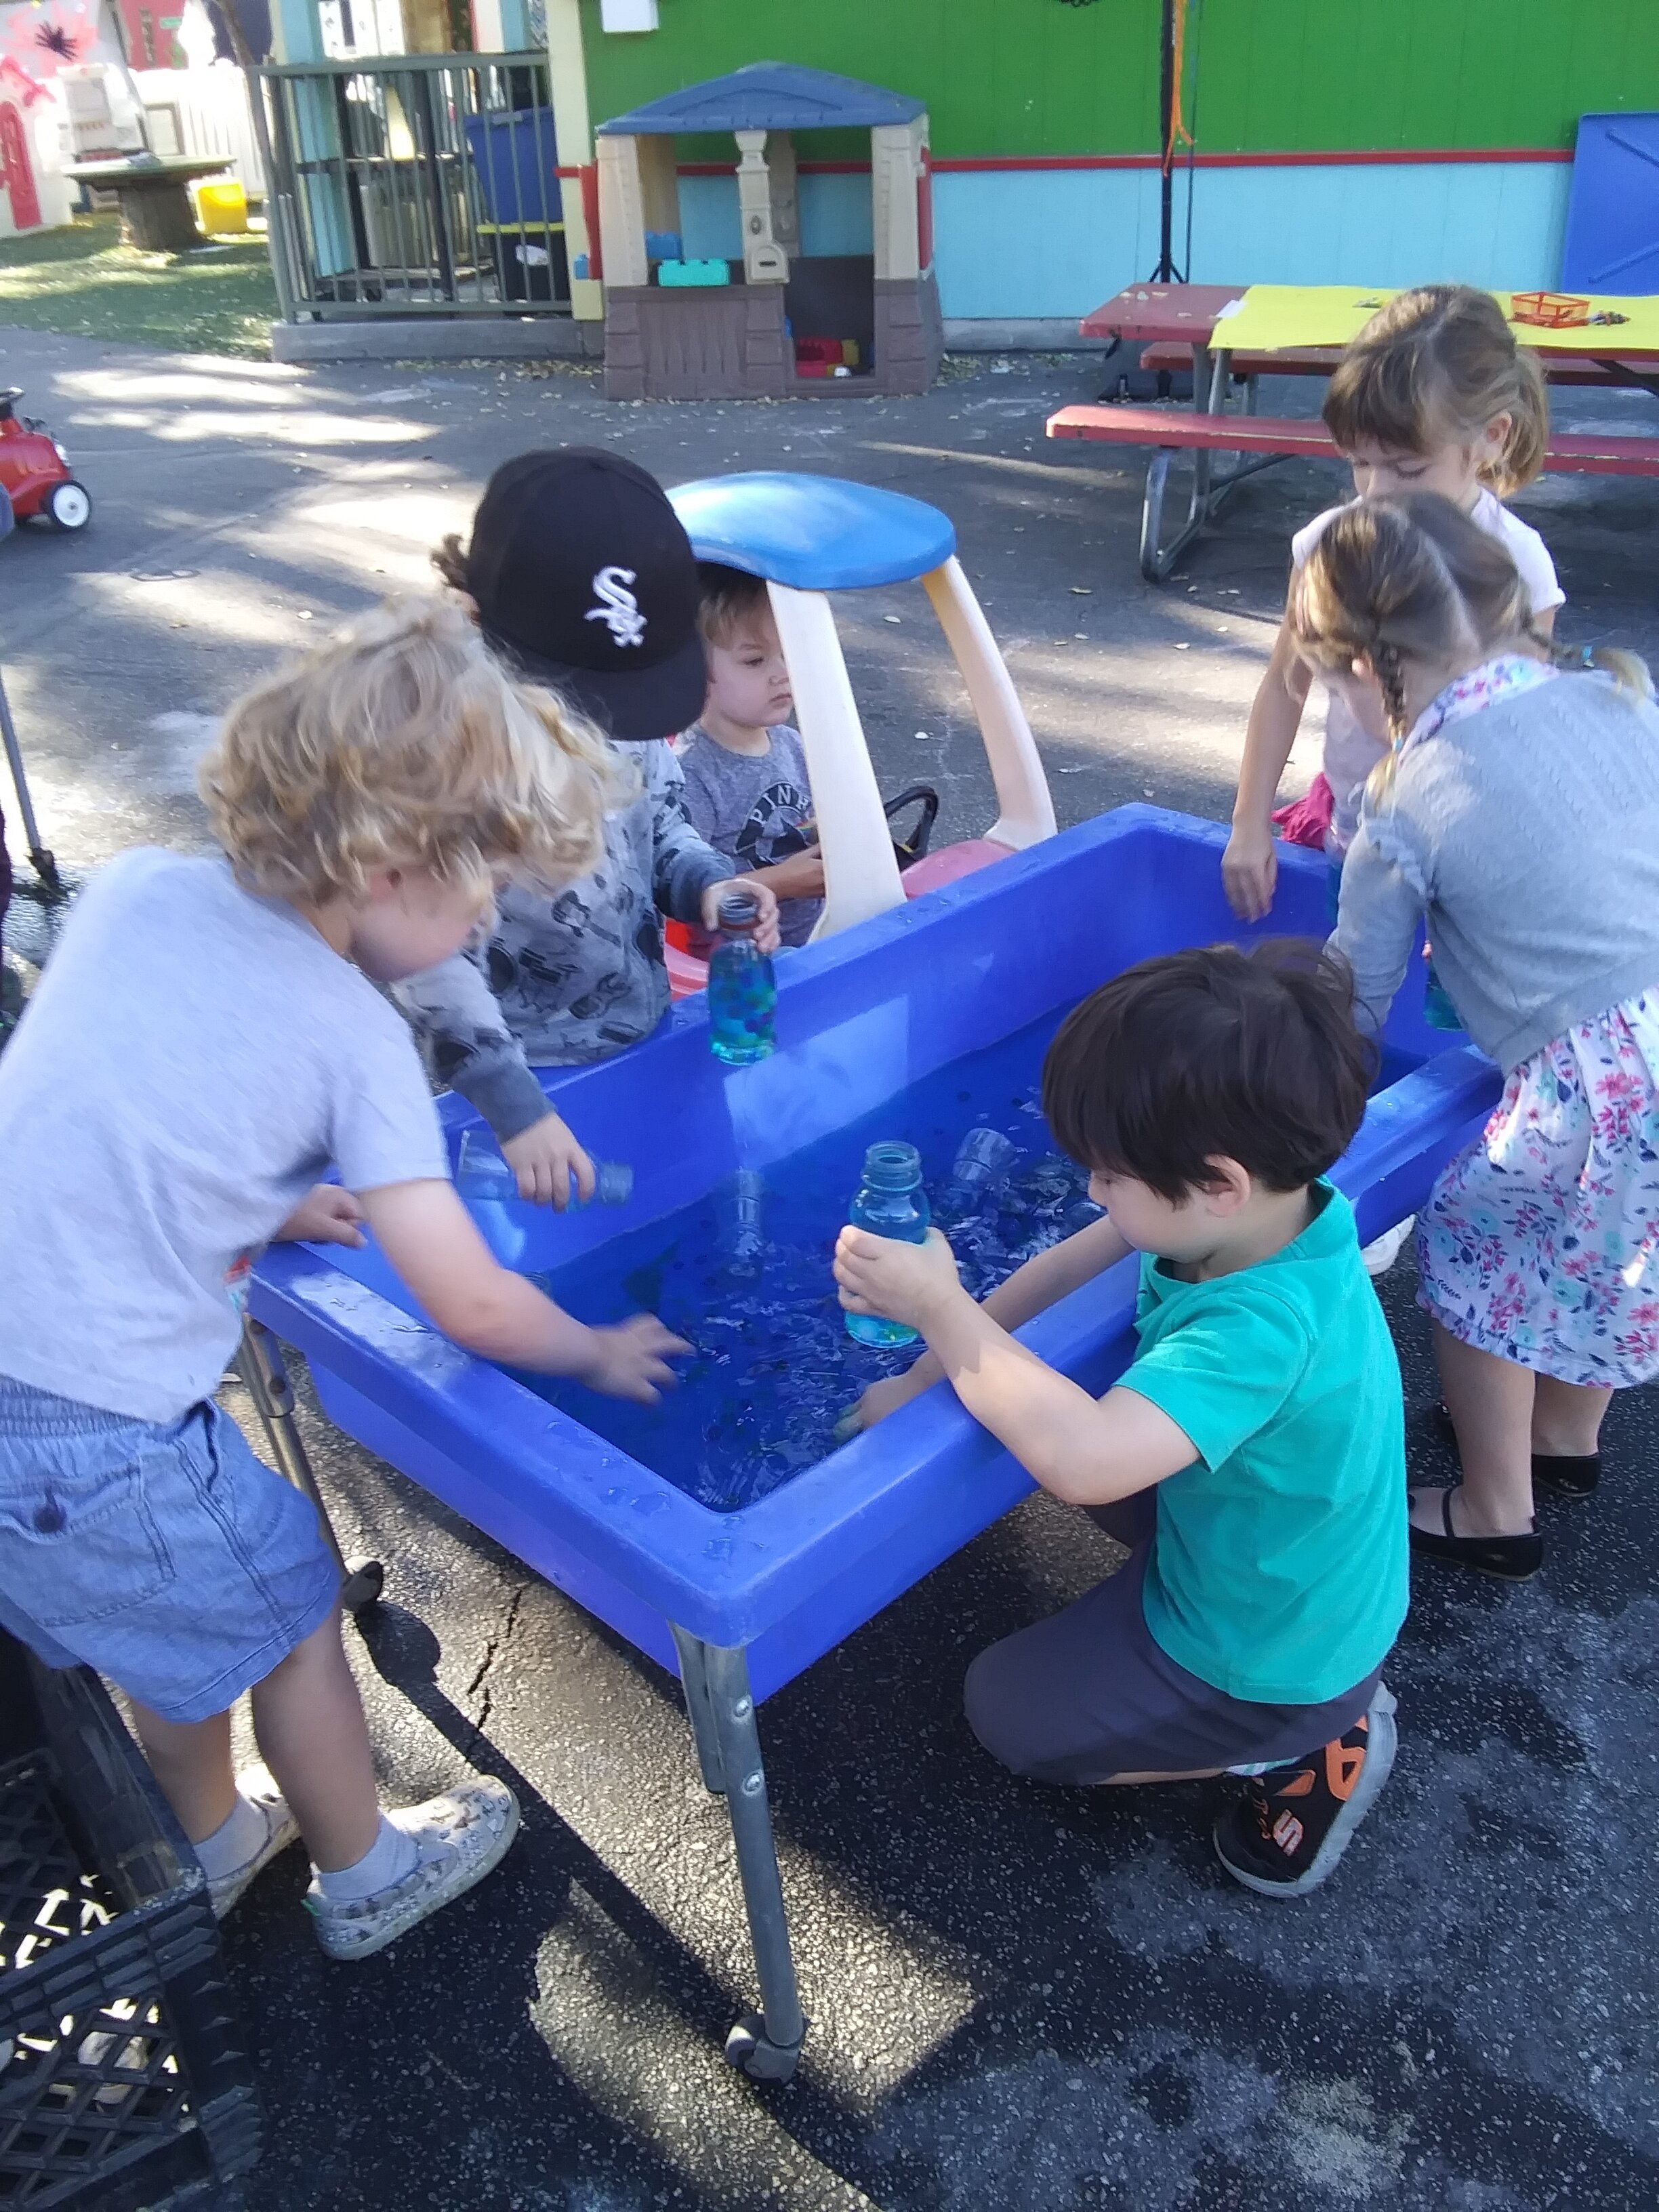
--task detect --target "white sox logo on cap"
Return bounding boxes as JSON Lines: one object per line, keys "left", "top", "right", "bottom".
{"left": 584, "top": 565, "right": 647, "bottom": 649}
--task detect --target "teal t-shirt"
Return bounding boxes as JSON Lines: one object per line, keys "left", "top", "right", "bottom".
{"left": 1118, "top": 1183, "right": 1408, "bottom": 1705}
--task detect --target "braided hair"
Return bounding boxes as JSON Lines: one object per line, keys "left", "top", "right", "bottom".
{"left": 1290, "top": 495, "right": 1650, "bottom": 800}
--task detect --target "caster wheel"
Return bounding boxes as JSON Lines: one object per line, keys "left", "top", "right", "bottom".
{"left": 724, "top": 2012, "right": 803, "bottom": 2083}
{"left": 45, "top": 481, "right": 91, "bottom": 531}
{"left": 340, "top": 1557, "right": 385, "bottom": 1615}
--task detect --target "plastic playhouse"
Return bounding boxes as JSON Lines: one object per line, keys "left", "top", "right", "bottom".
{"left": 662, "top": 470, "right": 1056, "bottom": 995}
{"left": 251, "top": 804, "right": 1497, "bottom": 2083}
{"left": 594, "top": 63, "right": 941, "bottom": 401}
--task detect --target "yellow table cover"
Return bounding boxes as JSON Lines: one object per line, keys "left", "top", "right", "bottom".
{"left": 1214, "top": 285, "right": 1659, "bottom": 355}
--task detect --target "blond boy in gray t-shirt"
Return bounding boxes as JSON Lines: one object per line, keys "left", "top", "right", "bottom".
{"left": 0, "top": 600, "right": 685, "bottom": 1962}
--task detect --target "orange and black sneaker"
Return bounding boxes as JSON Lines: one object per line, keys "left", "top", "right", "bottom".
{"left": 1213, "top": 1684, "right": 1397, "bottom": 1898}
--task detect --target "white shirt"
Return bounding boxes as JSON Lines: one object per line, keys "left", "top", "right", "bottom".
{"left": 1291, "top": 488, "right": 1565, "bottom": 853}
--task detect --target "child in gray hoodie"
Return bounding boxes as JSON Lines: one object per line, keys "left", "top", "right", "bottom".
{"left": 397, "top": 449, "right": 779, "bottom": 1202}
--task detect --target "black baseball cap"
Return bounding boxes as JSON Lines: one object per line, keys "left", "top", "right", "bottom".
{"left": 464, "top": 447, "right": 708, "bottom": 741}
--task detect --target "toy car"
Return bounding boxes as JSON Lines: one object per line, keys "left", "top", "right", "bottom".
{"left": 0, "top": 389, "right": 91, "bottom": 533}
{"left": 663, "top": 472, "right": 1057, "bottom": 993}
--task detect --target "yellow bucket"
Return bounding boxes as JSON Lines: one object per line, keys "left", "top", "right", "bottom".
{"left": 194, "top": 180, "right": 248, "bottom": 236}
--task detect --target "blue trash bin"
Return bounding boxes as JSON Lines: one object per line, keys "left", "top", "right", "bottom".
{"left": 463, "top": 107, "right": 560, "bottom": 226}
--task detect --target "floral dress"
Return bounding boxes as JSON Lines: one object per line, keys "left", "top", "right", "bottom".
{"left": 1415, "top": 661, "right": 1659, "bottom": 1389}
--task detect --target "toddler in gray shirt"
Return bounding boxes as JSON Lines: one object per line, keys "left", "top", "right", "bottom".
{"left": 676, "top": 565, "right": 826, "bottom": 949}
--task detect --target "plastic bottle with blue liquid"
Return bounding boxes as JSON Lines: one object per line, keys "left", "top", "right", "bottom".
{"left": 1422, "top": 954, "right": 1460, "bottom": 1031}
{"left": 707, "top": 891, "right": 776, "bottom": 1066}
{"left": 844, "top": 1141, "right": 931, "bottom": 1349}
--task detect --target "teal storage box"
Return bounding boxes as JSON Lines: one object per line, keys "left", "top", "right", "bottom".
{"left": 657, "top": 258, "right": 731, "bottom": 287}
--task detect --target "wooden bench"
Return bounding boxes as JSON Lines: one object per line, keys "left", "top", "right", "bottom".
{"left": 1046, "top": 401, "right": 1659, "bottom": 581}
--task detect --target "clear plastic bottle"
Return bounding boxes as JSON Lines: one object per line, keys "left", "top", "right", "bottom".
{"left": 936, "top": 1126, "right": 1018, "bottom": 1223}
{"left": 729, "top": 1166, "right": 766, "bottom": 1277}
{"left": 455, "top": 1129, "right": 633, "bottom": 1208}
{"left": 1422, "top": 954, "right": 1460, "bottom": 1031}
{"left": 844, "top": 1140, "right": 930, "bottom": 1349}
{"left": 707, "top": 891, "right": 776, "bottom": 1066}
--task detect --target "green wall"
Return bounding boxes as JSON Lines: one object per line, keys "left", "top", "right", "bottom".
{"left": 581, "top": 0, "right": 1659, "bottom": 157}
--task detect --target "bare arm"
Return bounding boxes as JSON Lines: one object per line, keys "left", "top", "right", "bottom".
{"left": 359, "top": 1179, "right": 686, "bottom": 1404}
{"left": 1223, "top": 610, "right": 1315, "bottom": 922}
{"left": 836, "top": 1230, "right": 1193, "bottom": 1505}
{"left": 853, "top": 1212, "right": 1132, "bottom": 1428}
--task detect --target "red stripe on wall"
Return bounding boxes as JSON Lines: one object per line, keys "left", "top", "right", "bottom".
{"left": 928, "top": 148, "right": 1571, "bottom": 171}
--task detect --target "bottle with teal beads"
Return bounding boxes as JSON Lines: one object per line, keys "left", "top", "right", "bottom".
{"left": 844, "top": 1141, "right": 931, "bottom": 1349}
{"left": 707, "top": 891, "right": 776, "bottom": 1065}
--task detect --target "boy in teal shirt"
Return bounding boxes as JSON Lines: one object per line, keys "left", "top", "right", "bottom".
{"left": 837, "top": 941, "right": 1407, "bottom": 1896}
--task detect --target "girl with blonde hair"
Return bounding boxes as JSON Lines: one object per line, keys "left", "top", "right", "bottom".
{"left": 1294, "top": 493, "right": 1659, "bottom": 1582}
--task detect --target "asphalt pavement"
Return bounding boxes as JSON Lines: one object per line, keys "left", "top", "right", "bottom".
{"left": 1, "top": 324, "right": 1656, "bottom": 2212}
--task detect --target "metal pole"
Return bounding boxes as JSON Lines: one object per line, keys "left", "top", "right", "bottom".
{"left": 1154, "top": 0, "right": 1175, "bottom": 282}
{"left": 236, "top": 1317, "right": 383, "bottom": 1614}
{"left": 0, "top": 666, "right": 60, "bottom": 895}
{"left": 670, "top": 1624, "right": 726, "bottom": 1795}
{"left": 697, "top": 1639, "right": 806, "bottom": 2081}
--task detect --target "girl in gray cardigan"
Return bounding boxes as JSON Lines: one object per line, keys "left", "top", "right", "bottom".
{"left": 1294, "top": 492, "right": 1659, "bottom": 1584}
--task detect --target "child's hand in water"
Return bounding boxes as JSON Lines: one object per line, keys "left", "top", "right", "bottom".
{"left": 701, "top": 877, "right": 782, "bottom": 955}
{"left": 502, "top": 1110, "right": 594, "bottom": 1208}
{"left": 275, "top": 1183, "right": 366, "bottom": 1248}
{"left": 851, "top": 1366, "right": 934, "bottom": 1432}
{"left": 577, "top": 1315, "right": 689, "bottom": 1405}
{"left": 835, "top": 1225, "right": 961, "bottom": 1332}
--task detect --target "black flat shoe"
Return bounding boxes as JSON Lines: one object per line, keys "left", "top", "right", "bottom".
{"left": 1429, "top": 1403, "right": 1601, "bottom": 1499}
{"left": 1408, "top": 1485, "right": 1543, "bottom": 1581}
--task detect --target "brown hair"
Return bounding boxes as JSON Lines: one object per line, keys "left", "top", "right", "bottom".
{"left": 1289, "top": 493, "right": 1650, "bottom": 791}
{"left": 1322, "top": 285, "right": 1549, "bottom": 495}
{"left": 200, "top": 595, "right": 633, "bottom": 909}
{"left": 696, "top": 562, "right": 772, "bottom": 647}
{"left": 431, "top": 533, "right": 470, "bottom": 593}
{"left": 1042, "top": 941, "right": 1374, "bottom": 1202}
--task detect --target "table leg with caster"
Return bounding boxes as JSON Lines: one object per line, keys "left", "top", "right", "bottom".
{"left": 672, "top": 1630, "right": 805, "bottom": 2083}
{"left": 236, "top": 1317, "right": 384, "bottom": 1616}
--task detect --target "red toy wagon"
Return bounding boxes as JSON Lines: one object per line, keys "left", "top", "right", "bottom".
{"left": 0, "top": 388, "right": 91, "bottom": 532}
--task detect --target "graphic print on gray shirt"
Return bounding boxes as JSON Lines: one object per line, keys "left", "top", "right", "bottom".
{"left": 676, "top": 722, "right": 821, "bottom": 947}
{"left": 395, "top": 740, "right": 734, "bottom": 1143}
{"left": 0, "top": 850, "right": 448, "bottom": 1426}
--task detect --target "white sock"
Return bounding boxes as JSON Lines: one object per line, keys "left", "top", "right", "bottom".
{"left": 193, "top": 1790, "right": 270, "bottom": 1882}
{"left": 314, "top": 1813, "right": 420, "bottom": 1902}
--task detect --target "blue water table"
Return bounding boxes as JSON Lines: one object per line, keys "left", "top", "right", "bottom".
{"left": 249, "top": 800, "right": 1498, "bottom": 2084}
{"left": 663, "top": 470, "right": 1057, "bottom": 994}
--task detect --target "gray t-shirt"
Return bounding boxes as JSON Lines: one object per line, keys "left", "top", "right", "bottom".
{"left": 676, "top": 722, "right": 821, "bottom": 948}
{"left": 0, "top": 849, "right": 449, "bottom": 1425}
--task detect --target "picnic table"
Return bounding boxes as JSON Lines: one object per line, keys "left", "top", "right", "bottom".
{"left": 63, "top": 155, "right": 232, "bottom": 255}
{"left": 1049, "top": 282, "right": 1659, "bottom": 579}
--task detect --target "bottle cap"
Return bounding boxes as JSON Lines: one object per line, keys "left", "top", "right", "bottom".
{"left": 861, "top": 1141, "right": 922, "bottom": 1191}
{"left": 718, "top": 890, "right": 759, "bottom": 931}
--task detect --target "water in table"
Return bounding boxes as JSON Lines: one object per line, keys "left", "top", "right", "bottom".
{"left": 493, "top": 1017, "right": 1427, "bottom": 1513}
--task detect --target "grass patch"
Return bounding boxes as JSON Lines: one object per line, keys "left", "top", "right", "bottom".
{"left": 0, "top": 215, "right": 276, "bottom": 356}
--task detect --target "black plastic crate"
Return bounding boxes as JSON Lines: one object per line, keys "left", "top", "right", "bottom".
{"left": 1, "top": 1634, "right": 261, "bottom": 2209}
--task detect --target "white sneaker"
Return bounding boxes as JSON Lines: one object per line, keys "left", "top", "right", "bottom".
{"left": 206, "top": 1767, "right": 302, "bottom": 1921}
{"left": 305, "top": 1778, "right": 520, "bottom": 1962}
{"left": 1361, "top": 1215, "right": 1415, "bottom": 1277}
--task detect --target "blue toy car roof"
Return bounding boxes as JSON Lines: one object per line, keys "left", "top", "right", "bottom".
{"left": 596, "top": 62, "right": 925, "bottom": 138}
{"left": 669, "top": 472, "right": 956, "bottom": 591}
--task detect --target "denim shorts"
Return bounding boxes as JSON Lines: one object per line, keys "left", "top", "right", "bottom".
{"left": 0, "top": 1375, "right": 339, "bottom": 1723}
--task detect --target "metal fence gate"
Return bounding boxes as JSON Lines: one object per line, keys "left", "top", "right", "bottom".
{"left": 260, "top": 52, "right": 571, "bottom": 320}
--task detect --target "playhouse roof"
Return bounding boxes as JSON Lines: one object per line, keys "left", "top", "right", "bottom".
{"left": 596, "top": 62, "right": 926, "bottom": 138}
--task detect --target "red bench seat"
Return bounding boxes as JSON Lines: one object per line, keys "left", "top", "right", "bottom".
{"left": 1046, "top": 403, "right": 1659, "bottom": 480}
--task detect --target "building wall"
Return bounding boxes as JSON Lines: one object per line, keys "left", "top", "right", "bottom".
{"left": 580, "top": 0, "right": 1654, "bottom": 323}
{"left": 581, "top": 0, "right": 1656, "bottom": 159}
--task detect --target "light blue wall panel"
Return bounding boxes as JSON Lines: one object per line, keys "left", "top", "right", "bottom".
{"left": 677, "top": 171, "right": 876, "bottom": 262}
{"left": 933, "top": 162, "right": 1572, "bottom": 322}
{"left": 1185, "top": 162, "right": 1571, "bottom": 293}
{"left": 933, "top": 169, "right": 1162, "bottom": 321}
{"left": 799, "top": 171, "right": 874, "bottom": 257}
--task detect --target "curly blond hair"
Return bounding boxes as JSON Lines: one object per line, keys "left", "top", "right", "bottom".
{"left": 199, "top": 595, "right": 634, "bottom": 908}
